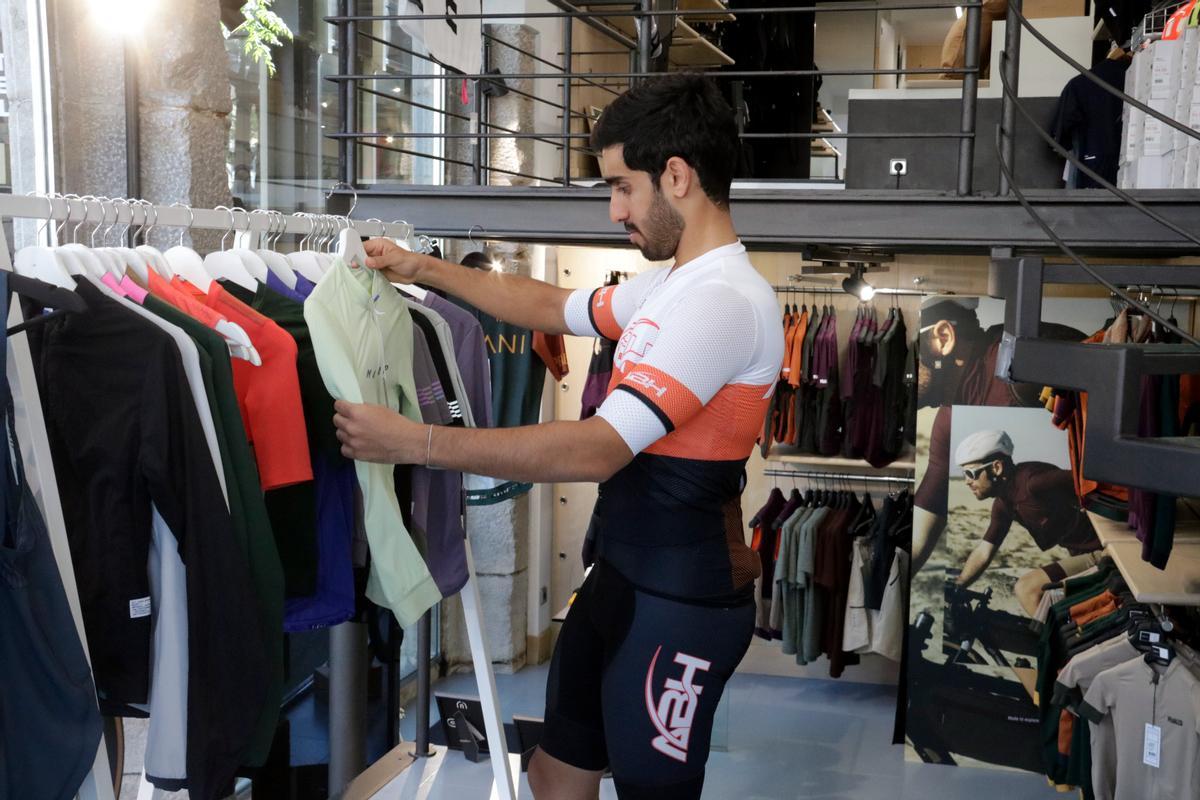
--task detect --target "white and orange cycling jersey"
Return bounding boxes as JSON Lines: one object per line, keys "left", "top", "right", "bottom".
{"left": 564, "top": 242, "right": 785, "bottom": 599}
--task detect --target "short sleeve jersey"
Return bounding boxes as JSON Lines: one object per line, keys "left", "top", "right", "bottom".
{"left": 1080, "top": 656, "right": 1200, "bottom": 800}
{"left": 562, "top": 243, "right": 784, "bottom": 599}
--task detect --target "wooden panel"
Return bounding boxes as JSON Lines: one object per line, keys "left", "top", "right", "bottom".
{"left": 1088, "top": 506, "right": 1200, "bottom": 548}
{"left": 1105, "top": 540, "right": 1200, "bottom": 606}
{"left": 680, "top": 0, "right": 735, "bottom": 22}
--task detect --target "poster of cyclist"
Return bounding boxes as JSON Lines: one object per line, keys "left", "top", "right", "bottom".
{"left": 906, "top": 295, "right": 1112, "bottom": 772}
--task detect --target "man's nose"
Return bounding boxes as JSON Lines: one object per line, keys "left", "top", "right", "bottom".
{"left": 610, "top": 197, "right": 627, "bottom": 225}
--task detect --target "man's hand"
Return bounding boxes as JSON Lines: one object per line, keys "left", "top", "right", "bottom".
{"left": 364, "top": 237, "right": 427, "bottom": 285}
{"left": 333, "top": 399, "right": 427, "bottom": 464}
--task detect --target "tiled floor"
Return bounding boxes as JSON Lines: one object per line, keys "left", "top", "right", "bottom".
{"left": 117, "top": 654, "right": 1065, "bottom": 799}
{"left": 391, "top": 664, "right": 1067, "bottom": 800}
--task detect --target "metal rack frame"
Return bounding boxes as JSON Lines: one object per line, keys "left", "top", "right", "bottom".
{"left": 325, "top": 0, "right": 986, "bottom": 192}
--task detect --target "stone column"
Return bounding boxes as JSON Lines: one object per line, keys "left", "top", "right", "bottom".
{"left": 45, "top": 0, "right": 232, "bottom": 252}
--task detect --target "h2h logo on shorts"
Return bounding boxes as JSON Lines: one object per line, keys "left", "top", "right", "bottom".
{"left": 615, "top": 318, "right": 660, "bottom": 372}
{"left": 643, "top": 645, "right": 711, "bottom": 763}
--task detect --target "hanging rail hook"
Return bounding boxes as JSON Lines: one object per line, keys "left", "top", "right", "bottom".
{"left": 214, "top": 205, "right": 236, "bottom": 250}
{"left": 326, "top": 181, "right": 358, "bottom": 217}
{"left": 90, "top": 197, "right": 113, "bottom": 248}
{"left": 169, "top": 202, "right": 195, "bottom": 247}
{"left": 30, "top": 192, "right": 56, "bottom": 241}
{"left": 467, "top": 224, "right": 484, "bottom": 248}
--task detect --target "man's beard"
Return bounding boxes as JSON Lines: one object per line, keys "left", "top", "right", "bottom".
{"left": 627, "top": 189, "right": 684, "bottom": 262}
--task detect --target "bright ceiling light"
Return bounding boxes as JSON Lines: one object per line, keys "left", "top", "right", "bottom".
{"left": 92, "top": 0, "right": 152, "bottom": 34}
{"left": 842, "top": 273, "right": 876, "bottom": 301}
{"left": 955, "top": 6, "right": 964, "bottom": 18}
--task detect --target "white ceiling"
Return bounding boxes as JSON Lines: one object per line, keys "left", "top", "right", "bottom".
{"left": 890, "top": 7, "right": 959, "bottom": 46}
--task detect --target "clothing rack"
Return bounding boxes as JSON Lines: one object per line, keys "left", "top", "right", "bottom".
{"left": 0, "top": 193, "right": 516, "bottom": 800}
{"left": 770, "top": 284, "right": 929, "bottom": 297}
{"left": 763, "top": 467, "right": 915, "bottom": 485}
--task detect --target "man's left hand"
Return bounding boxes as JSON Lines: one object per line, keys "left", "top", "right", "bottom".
{"left": 333, "top": 400, "right": 425, "bottom": 464}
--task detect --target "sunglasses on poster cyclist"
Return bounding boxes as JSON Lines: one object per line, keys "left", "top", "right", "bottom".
{"left": 962, "top": 464, "right": 993, "bottom": 481}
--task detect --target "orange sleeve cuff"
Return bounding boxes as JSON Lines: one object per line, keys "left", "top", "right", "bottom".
{"left": 614, "top": 364, "right": 702, "bottom": 431}
{"left": 589, "top": 286, "right": 624, "bottom": 340}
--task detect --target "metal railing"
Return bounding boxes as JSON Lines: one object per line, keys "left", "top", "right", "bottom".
{"left": 324, "top": 0, "right": 987, "bottom": 193}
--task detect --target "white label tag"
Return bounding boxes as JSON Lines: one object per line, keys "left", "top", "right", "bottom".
{"left": 129, "top": 596, "right": 152, "bottom": 619}
{"left": 1144, "top": 723, "right": 1162, "bottom": 768}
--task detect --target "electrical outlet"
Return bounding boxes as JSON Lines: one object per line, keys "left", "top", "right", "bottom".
{"left": 889, "top": 158, "right": 908, "bottom": 176}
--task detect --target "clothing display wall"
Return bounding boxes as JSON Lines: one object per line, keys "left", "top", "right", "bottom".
{"left": 1117, "top": 1, "right": 1200, "bottom": 189}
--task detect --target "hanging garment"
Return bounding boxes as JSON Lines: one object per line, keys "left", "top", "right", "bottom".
{"left": 533, "top": 331, "right": 569, "bottom": 382}
{"left": 219, "top": 280, "right": 356, "bottom": 632}
{"left": 137, "top": 291, "right": 286, "bottom": 770}
{"left": 420, "top": 292, "right": 493, "bottom": 429}
{"left": 174, "top": 280, "right": 317, "bottom": 597}
{"left": 580, "top": 337, "right": 615, "bottom": 420}
{"left": 304, "top": 259, "right": 441, "bottom": 627}
{"left": 1053, "top": 58, "right": 1130, "bottom": 188}
{"left": 31, "top": 278, "right": 269, "bottom": 800}
{"left": 0, "top": 271, "right": 104, "bottom": 800}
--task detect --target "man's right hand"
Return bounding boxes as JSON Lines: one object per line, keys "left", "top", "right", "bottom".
{"left": 364, "top": 237, "right": 427, "bottom": 285}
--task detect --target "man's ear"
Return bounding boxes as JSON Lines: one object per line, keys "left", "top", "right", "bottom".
{"left": 932, "top": 320, "right": 957, "bottom": 358}
{"left": 662, "top": 156, "right": 692, "bottom": 199}
{"left": 991, "top": 459, "right": 1005, "bottom": 478}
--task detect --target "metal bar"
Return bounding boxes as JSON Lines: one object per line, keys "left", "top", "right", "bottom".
{"left": 762, "top": 468, "right": 916, "bottom": 483}
{"left": 484, "top": 30, "right": 567, "bottom": 73}
{"left": 562, "top": 15, "right": 574, "bottom": 186}
{"left": 337, "top": 0, "right": 352, "bottom": 187}
{"left": 549, "top": 0, "right": 638, "bottom": 50}
{"left": 956, "top": 2, "right": 981, "bottom": 196}
{"left": 355, "top": 137, "right": 556, "bottom": 183}
{"left": 770, "top": 284, "right": 930, "bottom": 295}
{"left": 742, "top": 131, "right": 972, "bottom": 139}
{"left": 327, "top": 67, "right": 976, "bottom": 81}
{"left": 348, "top": 184, "right": 1200, "bottom": 253}
{"left": 328, "top": 621, "right": 368, "bottom": 795}
{"left": 329, "top": 131, "right": 592, "bottom": 139}
{"left": 355, "top": 27, "right": 441, "bottom": 65}
{"left": 325, "top": 2, "right": 984, "bottom": 22}
{"left": 123, "top": 41, "right": 140, "bottom": 244}
{"left": 637, "top": 0, "right": 653, "bottom": 78}
{"left": 357, "top": 83, "right": 474, "bottom": 122}
{"left": 414, "top": 611, "right": 432, "bottom": 756}
{"left": 997, "top": 0, "right": 1022, "bottom": 195}
{"left": 559, "top": 48, "right": 633, "bottom": 55}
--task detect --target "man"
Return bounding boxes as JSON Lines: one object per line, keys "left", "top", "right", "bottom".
{"left": 952, "top": 430, "right": 1102, "bottom": 615}
{"left": 911, "top": 299, "right": 1084, "bottom": 575}
{"left": 333, "top": 74, "right": 784, "bottom": 800}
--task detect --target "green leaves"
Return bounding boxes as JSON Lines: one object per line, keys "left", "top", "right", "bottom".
{"left": 228, "top": 0, "right": 294, "bottom": 76}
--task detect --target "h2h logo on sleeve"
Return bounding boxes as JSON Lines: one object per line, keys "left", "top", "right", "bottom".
{"left": 643, "top": 645, "right": 711, "bottom": 763}
{"left": 615, "top": 318, "right": 660, "bottom": 372}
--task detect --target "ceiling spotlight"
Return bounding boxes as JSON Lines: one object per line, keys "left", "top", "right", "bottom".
{"left": 955, "top": 5, "right": 964, "bottom": 18}
{"left": 842, "top": 270, "right": 876, "bottom": 301}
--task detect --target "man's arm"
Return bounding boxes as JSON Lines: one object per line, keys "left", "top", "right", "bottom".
{"left": 334, "top": 400, "right": 635, "bottom": 483}
{"left": 364, "top": 238, "right": 573, "bottom": 334}
{"left": 912, "top": 507, "right": 946, "bottom": 573}
{"left": 956, "top": 541, "right": 998, "bottom": 587}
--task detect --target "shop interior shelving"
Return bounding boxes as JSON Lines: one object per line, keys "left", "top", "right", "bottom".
{"left": 1087, "top": 504, "right": 1200, "bottom": 606}
{"left": 573, "top": 0, "right": 735, "bottom": 67}
{"left": 765, "top": 445, "right": 917, "bottom": 474}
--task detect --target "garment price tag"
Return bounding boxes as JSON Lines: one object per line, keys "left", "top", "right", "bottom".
{"left": 1144, "top": 723, "right": 1161, "bottom": 768}
{"left": 129, "top": 596, "right": 152, "bottom": 619}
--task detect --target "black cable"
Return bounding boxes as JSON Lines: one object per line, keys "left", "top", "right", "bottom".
{"left": 997, "top": 54, "right": 1200, "bottom": 250}
{"left": 992, "top": 120, "right": 1200, "bottom": 348}
{"left": 1012, "top": 5, "right": 1200, "bottom": 144}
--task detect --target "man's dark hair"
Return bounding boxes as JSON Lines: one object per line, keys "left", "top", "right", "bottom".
{"left": 590, "top": 73, "right": 738, "bottom": 207}
{"left": 921, "top": 300, "right": 983, "bottom": 337}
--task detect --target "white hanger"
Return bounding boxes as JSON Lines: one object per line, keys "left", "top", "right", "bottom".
{"left": 14, "top": 197, "right": 76, "bottom": 290}
{"left": 201, "top": 207, "right": 258, "bottom": 292}
{"left": 163, "top": 202, "right": 214, "bottom": 293}
{"left": 227, "top": 207, "right": 270, "bottom": 284}
{"left": 132, "top": 201, "right": 176, "bottom": 279}
{"left": 57, "top": 197, "right": 113, "bottom": 279}
{"left": 286, "top": 213, "right": 326, "bottom": 283}
{"left": 336, "top": 215, "right": 371, "bottom": 269}
{"left": 111, "top": 198, "right": 151, "bottom": 284}
{"left": 252, "top": 210, "right": 299, "bottom": 289}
